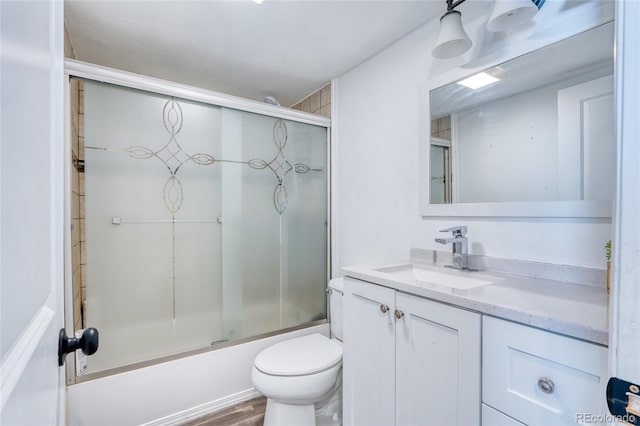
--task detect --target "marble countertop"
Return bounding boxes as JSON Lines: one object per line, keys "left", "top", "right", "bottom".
{"left": 342, "top": 254, "right": 609, "bottom": 346}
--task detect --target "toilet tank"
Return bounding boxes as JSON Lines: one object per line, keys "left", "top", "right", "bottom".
{"left": 328, "top": 278, "right": 344, "bottom": 341}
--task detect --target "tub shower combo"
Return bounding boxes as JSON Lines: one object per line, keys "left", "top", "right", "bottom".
{"left": 70, "top": 78, "right": 329, "bottom": 377}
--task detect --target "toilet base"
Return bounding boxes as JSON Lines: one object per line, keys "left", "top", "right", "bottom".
{"left": 264, "top": 399, "right": 316, "bottom": 426}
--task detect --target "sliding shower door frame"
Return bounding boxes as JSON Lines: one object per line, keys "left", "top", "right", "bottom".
{"left": 65, "top": 59, "right": 330, "bottom": 127}
{"left": 63, "top": 59, "right": 332, "bottom": 383}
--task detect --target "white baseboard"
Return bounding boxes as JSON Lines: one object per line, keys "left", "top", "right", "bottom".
{"left": 142, "top": 388, "right": 262, "bottom": 426}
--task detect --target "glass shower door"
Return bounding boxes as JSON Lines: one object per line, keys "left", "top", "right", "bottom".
{"left": 83, "top": 81, "right": 223, "bottom": 373}
{"left": 77, "top": 80, "right": 328, "bottom": 376}
{"left": 219, "top": 109, "right": 328, "bottom": 341}
{"left": 430, "top": 142, "right": 452, "bottom": 204}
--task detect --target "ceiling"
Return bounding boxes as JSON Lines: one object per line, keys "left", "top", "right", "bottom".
{"left": 65, "top": 0, "right": 441, "bottom": 107}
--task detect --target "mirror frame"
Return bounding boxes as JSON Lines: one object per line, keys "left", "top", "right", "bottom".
{"left": 419, "top": 17, "right": 615, "bottom": 219}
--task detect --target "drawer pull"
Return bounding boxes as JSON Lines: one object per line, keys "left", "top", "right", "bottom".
{"left": 538, "top": 377, "right": 555, "bottom": 394}
{"left": 380, "top": 304, "right": 389, "bottom": 314}
{"left": 394, "top": 309, "right": 404, "bottom": 319}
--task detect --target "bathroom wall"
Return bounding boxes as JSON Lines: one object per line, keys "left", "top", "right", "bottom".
{"left": 334, "top": 0, "right": 614, "bottom": 270}
{"left": 64, "top": 24, "right": 75, "bottom": 59}
{"left": 291, "top": 83, "right": 331, "bottom": 117}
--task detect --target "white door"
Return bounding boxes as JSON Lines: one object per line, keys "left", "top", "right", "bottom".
{"left": 557, "top": 75, "right": 615, "bottom": 201}
{"left": 610, "top": 0, "right": 640, "bottom": 409}
{"left": 0, "top": 1, "right": 65, "bottom": 425}
{"left": 395, "top": 293, "right": 481, "bottom": 426}
{"left": 343, "top": 278, "right": 396, "bottom": 426}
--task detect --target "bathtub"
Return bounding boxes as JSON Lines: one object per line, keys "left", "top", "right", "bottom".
{"left": 67, "top": 323, "right": 329, "bottom": 426}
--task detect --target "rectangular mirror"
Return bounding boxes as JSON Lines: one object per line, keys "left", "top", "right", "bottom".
{"left": 428, "top": 22, "right": 614, "bottom": 212}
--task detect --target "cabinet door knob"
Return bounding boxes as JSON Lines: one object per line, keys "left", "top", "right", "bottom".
{"left": 394, "top": 309, "right": 404, "bottom": 319}
{"left": 380, "top": 304, "right": 389, "bottom": 313}
{"left": 538, "top": 377, "right": 555, "bottom": 394}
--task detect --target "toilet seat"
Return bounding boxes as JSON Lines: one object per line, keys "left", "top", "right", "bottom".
{"left": 254, "top": 334, "right": 342, "bottom": 376}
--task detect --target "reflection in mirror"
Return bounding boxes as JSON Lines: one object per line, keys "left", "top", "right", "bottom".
{"left": 429, "top": 22, "right": 614, "bottom": 205}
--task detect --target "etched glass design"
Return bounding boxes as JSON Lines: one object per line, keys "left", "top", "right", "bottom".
{"left": 89, "top": 97, "right": 320, "bottom": 215}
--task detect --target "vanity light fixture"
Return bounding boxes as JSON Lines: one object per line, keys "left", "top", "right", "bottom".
{"left": 432, "top": 0, "right": 543, "bottom": 59}
{"left": 457, "top": 72, "right": 500, "bottom": 89}
{"left": 487, "top": 0, "right": 538, "bottom": 32}
{"left": 432, "top": 0, "right": 473, "bottom": 59}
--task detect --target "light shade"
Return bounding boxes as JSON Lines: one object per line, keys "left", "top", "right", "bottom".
{"left": 431, "top": 11, "right": 472, "bottom": 59}
{"left": 486, "top": 0, "right": 538, "bottom": 32}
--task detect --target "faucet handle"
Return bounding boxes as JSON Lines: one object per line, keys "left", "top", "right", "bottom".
{"left": 439, "top": 226, "right": 468, "bottom": 237}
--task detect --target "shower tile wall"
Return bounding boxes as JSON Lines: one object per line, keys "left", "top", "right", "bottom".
{"left": 431, "top": 115, "right": 451, "bottom": 139}
{"left": 66, "top": 26, "right": 86, "bottom": 331}
{"left": 291, "top": 84, "right": 331, "bottom": 117}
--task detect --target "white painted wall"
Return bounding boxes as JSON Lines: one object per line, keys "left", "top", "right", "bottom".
{"left": 334, "top": 0, "right": 614, "bottom": 270}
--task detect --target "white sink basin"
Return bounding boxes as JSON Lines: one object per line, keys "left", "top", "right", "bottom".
{"left": 374, "top": 264, "right": 494, "bottom": 291}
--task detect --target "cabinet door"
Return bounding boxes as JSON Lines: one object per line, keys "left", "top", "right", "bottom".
{"left": 343, "top": 278, "right": 396, "bottom": 426}
{"left": 395, "top": 292, "right": 481, "bottom": 426}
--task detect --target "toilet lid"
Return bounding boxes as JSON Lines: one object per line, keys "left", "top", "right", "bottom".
{"left": 254, "top": 334, "right": 343, "bottom": 376}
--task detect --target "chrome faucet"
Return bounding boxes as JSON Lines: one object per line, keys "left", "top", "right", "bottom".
{"left": 435, "top": 226, "right": 469, "bottom": 270}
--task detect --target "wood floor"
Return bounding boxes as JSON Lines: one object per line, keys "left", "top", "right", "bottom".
{"left": 179, "top": 397, "right": 267, "bottom": 426}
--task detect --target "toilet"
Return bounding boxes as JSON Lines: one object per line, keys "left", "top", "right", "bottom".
{"left": 251, "top": 278, "right": 344, "bottom": 426}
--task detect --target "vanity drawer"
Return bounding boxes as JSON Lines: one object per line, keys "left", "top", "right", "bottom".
{"left": 482, "top": 316, "right": 608, "bottom": 426}
{"left": 482, "top": 404, "right": 525, "bottom": 426}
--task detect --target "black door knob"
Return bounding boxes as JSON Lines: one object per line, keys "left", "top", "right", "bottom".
{"left": 58, "top": 327, "right": 99, "bottom": 366}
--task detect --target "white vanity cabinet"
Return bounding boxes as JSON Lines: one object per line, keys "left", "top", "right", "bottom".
{"left": 482, "top": 316, "right": 608, "bottom": 426}
{"left": 343, "top": 277, "right": 481, "bottom": 426}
